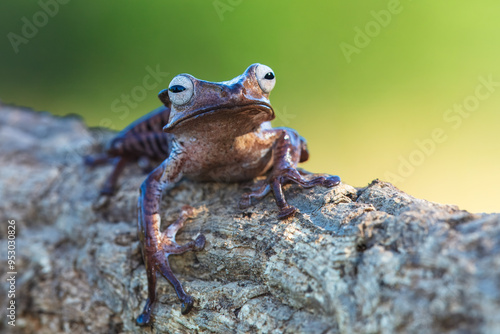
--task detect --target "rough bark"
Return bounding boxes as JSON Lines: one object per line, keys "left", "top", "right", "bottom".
{"left": 1, "top": 103, "right": 499, "bottom": 334}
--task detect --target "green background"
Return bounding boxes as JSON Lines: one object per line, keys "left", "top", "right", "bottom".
{"left": 1, "top": 1, "right": 499, "bottom": 213}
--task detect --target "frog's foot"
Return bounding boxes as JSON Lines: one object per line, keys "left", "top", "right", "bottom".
{"left": 270, "top": 169, "right": 341, "bottom": 219}
{"left": 136, "top": 297, "right": 155, "bottom": 326}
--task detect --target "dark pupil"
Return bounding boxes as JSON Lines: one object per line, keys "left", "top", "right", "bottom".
{"left": 169, "top": 85, "right": 186, "bottom": 93}
{"left": 264, "top": 72, "right": 275, "bottom": 80}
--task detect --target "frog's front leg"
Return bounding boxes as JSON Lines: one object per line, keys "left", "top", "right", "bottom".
{"left": 241, "top": 129, "right": 340, "bottom": 219}
{"left": 136, "top": 156, "right": 206, "bottom": 326}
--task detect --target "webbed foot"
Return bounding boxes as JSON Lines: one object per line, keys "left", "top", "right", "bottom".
{"left": 181, "top": 295, "right": 195, "bottom": 315}
{"left": 277, "top": 204, "right": 297, "bottom": 219}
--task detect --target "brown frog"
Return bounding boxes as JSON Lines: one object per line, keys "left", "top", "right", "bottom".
{"left": 86, "top": 64, "right": 340, "bottom": 325}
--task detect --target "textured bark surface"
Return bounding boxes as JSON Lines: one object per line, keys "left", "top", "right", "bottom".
{"left": 1, "top": 103, "right": 499, "bottom": 334}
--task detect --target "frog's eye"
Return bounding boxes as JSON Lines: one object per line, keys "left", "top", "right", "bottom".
{"left": 255, "top": 64, "right": 276, "bottom": 94}
{"left": 167, "top": 75, "right": 194, "bottom": 105}
{"left": 169, "top": 85, "right": 185, "bottom": 93}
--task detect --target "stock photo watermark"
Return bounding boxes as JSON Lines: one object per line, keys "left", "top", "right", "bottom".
{"left": 340, "top": 0, "right": 410, "bottom": 64}
{"left": 384, "top": 75, "right": 499, "bottom": 184}
{"left": 62, "top": 64, "right": 169, "bottom": 165}
{"left": 213, "top": 0, "right": 243, "bottom": 21}
{"left": 7, "top": 0, "right": 72, "bottom": 54}
{"left": 107, "top": 65, "right": 169, "bottom": 128}
{"left": 275, "top": 106, "right": 295, "bottom": 126}
{"left": 6, "top": 219, "right": 17, "bottom": 327}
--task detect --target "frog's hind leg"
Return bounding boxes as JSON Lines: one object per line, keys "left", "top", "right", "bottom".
{"left": 84, "top": 153, "right": 132, "bottom": 195}
{"left": 99, "top": 157, "right": 131, "bottom": 195}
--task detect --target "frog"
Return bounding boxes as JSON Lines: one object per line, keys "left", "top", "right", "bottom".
{"left": 86, "top": 63, "right": 341, "bottom": 325}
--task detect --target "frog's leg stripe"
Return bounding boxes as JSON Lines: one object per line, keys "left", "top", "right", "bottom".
{"left": 109, "top": 133, "right": 170, "bottom": 159}
{"left": 156, "top": 132, "right": 171, "bottom": 156}
{"left": 144, "top": 132, "right": 161, "bottom": 156}
{"left": 128, "top": 106, "right": 171, "bottom": 135}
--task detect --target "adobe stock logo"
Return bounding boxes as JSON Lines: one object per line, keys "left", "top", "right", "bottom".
{"left": 384, "top": 75, "right": 499, "bottom": 184}
{"left": 213, "top": 0, "right": 244, "bottom": 21}
{"left": 7, "top": 0, "right": 71, "bottom": 54}
{"left": 100, "top": 65, "right": 170, "bottom": 130}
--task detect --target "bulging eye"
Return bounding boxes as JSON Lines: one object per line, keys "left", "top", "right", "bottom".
{"left": 167, "top": 75, "right": 194, "bottom": 105}
{"left": 255, "top": 64, "right": 276, "bottom": 93}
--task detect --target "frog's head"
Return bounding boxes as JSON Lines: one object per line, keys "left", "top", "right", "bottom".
{"left": 159, "top": 63, "right": 276, "bottom": 135}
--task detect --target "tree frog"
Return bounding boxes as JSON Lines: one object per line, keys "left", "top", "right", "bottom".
{"left": 86, "top": 64, "right": 340, "bottom": 325}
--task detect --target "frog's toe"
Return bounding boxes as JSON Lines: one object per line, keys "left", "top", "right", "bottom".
{"left": 194, "top": 234, "right": 206, "bottom": 251}
{"left": 180, "top": 205, "right": 195, "bottom": 217}
{"left": 323, "top": 175, "right": 341, "bottom": 187}
{"left": 278, "top": 205, "right": 297, "bottom": 220}
{"left": 136, "top": 310, "right": 152, "bottom": 326}
{"left": 239, "top": 194, "right": 252, "bottom": 209}
{"left": 181, "top": 295, "right": 194, "bottom": 315}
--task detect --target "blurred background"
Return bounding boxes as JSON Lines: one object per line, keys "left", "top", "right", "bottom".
{"left": 1, "top": 1, "right": 499, "bottom": 213}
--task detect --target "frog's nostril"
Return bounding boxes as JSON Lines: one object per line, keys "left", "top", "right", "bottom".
{"left": 220, "top": 87, "right": 228, "bottom": 98}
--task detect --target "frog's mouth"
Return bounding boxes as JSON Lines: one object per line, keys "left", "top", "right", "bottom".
{"left": 163, "top": 102, "right": 274, "bottom": 132}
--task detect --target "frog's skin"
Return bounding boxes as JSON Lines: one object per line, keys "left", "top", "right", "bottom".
{"left": 86, "top": 64, "right": 340, "bottom": 326}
